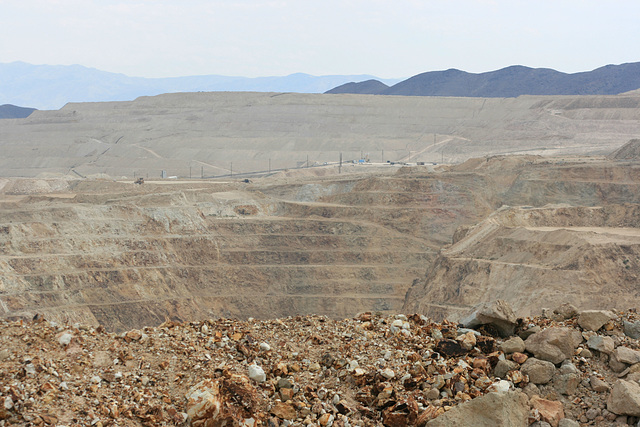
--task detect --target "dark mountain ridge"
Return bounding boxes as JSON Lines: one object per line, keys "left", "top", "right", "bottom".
{"left": 326, "top": 62, "right": 640, "bottom": 97}
{"left": 0, "top": 104, "right": 36, "bottom": 119}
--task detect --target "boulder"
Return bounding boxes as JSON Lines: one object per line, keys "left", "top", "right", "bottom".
{"left": 530, "top": 395, "right": 565, "bottom": 427}
{"left": 499, "top": 336, "right": 525, "bottom": 354}
{"left": 524, "top": 328, "right": 582, "bottom": 364}
{"left": 552, "top": 371, "right": 579, "bottom": 395}
{"left": 623, "top": 320, "right": 640, "bottom": 339}
{"left": 589, "top": 376, "right": 610, "bottom": 392}
{"left": 552, "top": 303, "right": 578, "bottom": 320}
{"left": 586, "top": 335, "right": 614, "bottom": 354}
{"left": 521, "top": 358, "right": 556, "bottom": 385}
{"left": 612, "top": 346, "right": 640, "bottom": 365}
{"left": 494, "top": 360, "right": 518, "bottom": 379}
{"left": 609, "top": 353, "right": 628, "bottom": 373}
{"left": 185, "top": 379, "right": 223, "bottom": 424}
{"left": 577, "top": 310, "right": 616, "bottom": 331}
{"left": 558, "top": 418, "right": 580, "bottom": 427}
{"left": 425, "top": 391, "right": 529, "bottom": 427}
{"left": 271, "top": 402, "right": 297, "bottom": 420}
{"left": 607, "top": 379, "right": 640, "bottom": 416}
{"left": 248, "top": 364, "right": 266, "bottom": 383}
{"left": 460, "top": 300, "right": 517, "bottom": 337}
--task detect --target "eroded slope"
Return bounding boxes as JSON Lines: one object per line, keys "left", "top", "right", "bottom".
{"left": 404, "top": 204, "right": 640, "bottom": 320}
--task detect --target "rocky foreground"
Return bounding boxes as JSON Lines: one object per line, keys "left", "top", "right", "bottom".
{"left": 2, "top": 302, "right": 640, "bottom": 426}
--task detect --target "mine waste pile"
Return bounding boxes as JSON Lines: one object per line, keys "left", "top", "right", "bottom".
{"left": 3, "top": 301, "right": 640, "bottom": 426}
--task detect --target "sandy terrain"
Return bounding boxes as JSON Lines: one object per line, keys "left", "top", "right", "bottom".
{"left": 1, "top": 91, "right": 640, "bottom": 178}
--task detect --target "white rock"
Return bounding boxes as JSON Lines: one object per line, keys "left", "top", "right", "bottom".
{"left": 4, "top": 396, "right": 13, "bottom": 410}
{"left": 488, "top": 380, "right": 511, "bottom": 393}
{"left": 248, "top": 364, "right": 266, "bottom": 383}
{"left": 380, "top": 368, "right": 395, "bottom": 379}
{"left": 58, "top": 332, "right": 73, "bottom": 346}
{"left": 185, "top": 379, "right": 223, "bottom": 422}
{"left": 259, "top": 342, "right": 271, "bottom": 351}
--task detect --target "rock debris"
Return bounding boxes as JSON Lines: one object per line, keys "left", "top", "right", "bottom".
{"left": 2, "top": 303, "right": 640, "bottom": 426}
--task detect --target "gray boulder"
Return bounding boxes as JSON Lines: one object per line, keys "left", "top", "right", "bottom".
{"left": 623, "top": 320, "right": 640, "bottom": 339}
{"left": 521, "top": 358, "right": 556, "bottom": 385}
{"left": 552, "top": 363, "right": 580, "bottom": 395}
{"left": 499, "top": 336, "right": 526, "bottom": 354}
{"left": 613, "top": 346, "right": 640, "bottom": 365}
{"left": 589, "top": 376, "right": 610, "bottom": 392}
{"left": 577, "top": 310, "right": 616, "bottom": 331}
{"left": 494, "top": 360, "right": 519, "bottom": 379}
{"left": 460, "top": 300, "right": 517, "bottom": 337}
{"left": 426, "top": 391, "right": 529, "bottom": 427}
{"left": 525, "top": 327, "right": 583, "bottom": 364}
{"left": 609, "top": 353, "right": 628, "bottom": 373}
{"left": 553, "top": 303, "right": 578, "bottom": 320}
{"left": 586, "top": 335, "right": 614, "bottom": 354}
{"left": 607, "top": 379, "right": 640, "bottom": 416}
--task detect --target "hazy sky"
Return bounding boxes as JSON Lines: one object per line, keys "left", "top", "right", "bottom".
{"left": 2, "top": 0, "right": 639, "bottom": 78}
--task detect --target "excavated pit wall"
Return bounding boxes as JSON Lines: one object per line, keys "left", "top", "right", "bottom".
{"left": 0, "top": 157, "right": 639, "bottom": 331}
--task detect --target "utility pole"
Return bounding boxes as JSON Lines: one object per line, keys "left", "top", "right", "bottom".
{"left": 382, "top": 149, "right": 384, "bottom": 163}
{"left": 269, "top": 158, "right": 271, "bottom": 173}
{"left": 201, "top": 166, "right": 204, "bottom": 179}
{"left": 230, "top": 162, "right": 233, "bottom": 177}
{"left": 339, "top": 152, "right": 342, "bottom": 174}
{"left": 189, "top": 166, "right": 192, "bottom": 179}
{"left": 307, "top": 155, "right": 309, "bottom": 168}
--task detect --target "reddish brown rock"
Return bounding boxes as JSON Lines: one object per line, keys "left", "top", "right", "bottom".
{"left": 271, "top": 402, "right": 296, "bottom": 420}
{"left": 530, "top": 395, "right": 564, "bottom": 427}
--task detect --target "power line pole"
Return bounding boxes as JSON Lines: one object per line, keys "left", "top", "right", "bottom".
{"left": 201, "top": 166, "right": 204, "bottom": 179}
{"left": 339, "top": 152, "right": 342, "bottom": 174}
{"left": 230, "top": 162, "right": 233, "bottom": 177}
{"left": 269, "top": 158, "right": 271, "bottom": 173}
{"left": 382, "top": 149, "right": 384, "bottom": 163}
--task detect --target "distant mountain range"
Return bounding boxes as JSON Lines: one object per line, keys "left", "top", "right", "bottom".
{"left": 4, "top": 61, "right": 640, "bottom": 112}
{"left": 0, "top": 104, "right": 36, "bottom": 119}
{"left": 326, "top": 62, "right": 640, "bottom": 97}
{"left": 0, "top": 62, "right": 403, "bottom": 110}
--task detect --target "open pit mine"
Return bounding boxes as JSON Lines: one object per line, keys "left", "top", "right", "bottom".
{"left": 0, "top": 91, "right": 640, "bottom": 426}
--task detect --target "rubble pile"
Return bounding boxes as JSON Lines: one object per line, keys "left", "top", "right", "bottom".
{"left": 2, "top": 302, "right": 640, "bottom": 426}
